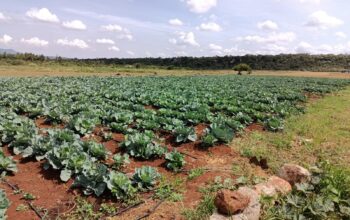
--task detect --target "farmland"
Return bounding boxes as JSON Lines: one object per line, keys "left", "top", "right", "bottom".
{"left": 0, "top": 75, "right": 349, "bottom": 219}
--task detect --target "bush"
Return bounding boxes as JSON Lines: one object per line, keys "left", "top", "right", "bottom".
{"left": 233, "top": 63, "right": 252, "bottom": 75}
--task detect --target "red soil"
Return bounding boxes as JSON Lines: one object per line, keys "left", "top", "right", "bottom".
{"left": 1, "top": 120, "right": 261, "bottom": 219}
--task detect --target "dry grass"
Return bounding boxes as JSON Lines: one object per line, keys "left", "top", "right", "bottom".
{"left": 231, "top": 87, "right": 350, "bottom": 172}
{"left": 1, "top": 64, "right": 350, "bottom": 78}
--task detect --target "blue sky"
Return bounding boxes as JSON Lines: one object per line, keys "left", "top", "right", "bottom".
{"left": 0, "top": 0, "right": 349, "bottom": 58}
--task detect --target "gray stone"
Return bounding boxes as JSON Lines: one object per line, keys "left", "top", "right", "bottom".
{"left": 278, "top": 164, "right": 311, "bottom": 185}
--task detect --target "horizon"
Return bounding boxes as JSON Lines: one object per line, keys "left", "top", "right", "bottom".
{"left": 1, "top": 0, "right": 350, "bottom": 59}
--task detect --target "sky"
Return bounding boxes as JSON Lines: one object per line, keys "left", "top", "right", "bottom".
{"left": 0, "top": 0, "right": 350, "bottom": 58}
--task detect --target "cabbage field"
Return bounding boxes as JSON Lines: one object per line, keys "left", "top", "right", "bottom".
{"left": 0, "top": 75, "right": 350, "bottom": 218}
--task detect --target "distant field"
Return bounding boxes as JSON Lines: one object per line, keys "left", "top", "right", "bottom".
{"left": 1, "top": 64, "right": 350, "bottom": 78}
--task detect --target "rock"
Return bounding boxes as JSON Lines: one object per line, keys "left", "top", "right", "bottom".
{"left": 234, "top": 187, "right": 261, "bottom": 220}
{"left": 211, "top": 187, "right": 261, "bottom": 220}
{"left": 210, "top": 211, "right": 229, "bottom": 220}
{"left": 255, "top": 176, "right": 291, "bottom": 197}
{"left": 267, "top": 176, "right": 292, "bottom": 195}
{"left": 254, "top": 182, "right": 277, "bottom": 197}
{"left": 278, "top": 164, "right": 311, "bottom": 185}
{"left": 214, "top": 190, "right": 250, "bottom": 215}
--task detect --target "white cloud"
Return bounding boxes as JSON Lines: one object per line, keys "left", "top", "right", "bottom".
{"left": 299, "top": 0, "right": 320, "bottom": 4}
{"left": 169, "top": 18, "right": 183, "bottom": 26}
{"left": 57, "top": 38, "right": 89, "bottom": 49}
{"left": 62, "top": 20, "right": 87, "bottom": 30}
{"left": 118, "top": 34, "right": 133, "bottom": 41}
{"left": 257, "top": 20, "right": 278, "bottom": 31}
{"left": 305, "top": 11, "right": 343, "bottom": 29}
{"left": 96, "top": 38, "right": 115, "bottom": 45}
{"left": 169, "top": 38, "right": 177, "bottom": 44}
{"left": 101, "top": 24, "right": 133, "bottom": 40}
{"left": 295, "top": 41, "right": 313, "bottom": 53}
{"left": 335, "top": 32, "right": 347, "bottom": 39}
{"left": 21, "top": 37, "right": 49, "bottom": 46}
{"left": 108, "top": 46, "right": 120, "bottom": 52}
{"left": 186, "top": 0, "right": 217, "bottom": 13}
{"left": 198, "top": 22, "right": 222, "bottom": 32}
{"left": 101, "top": 24, "right": 124, "bottom": 32}
{"left": 0, "top": 12, "right": 10, "bottom": 21}
{"left": 236, "top": 32, "right": 296, "bottom": 44}
{"left": 175, "top": 51, "right": 188, "bottom": 56}
{"left": 0, "top": 34, "right": 12, "bottom": 44}
{"left": 209, "top": 43, "right": 222, "bottom": 50}
{"left": 127, "top": 50, "right": 135, "bottom": 56}
{"left": 26, "top": 8, "right": 59, "bottom": 23}
{"left": 171, "top": 31, "right": 200, "bottom": 47}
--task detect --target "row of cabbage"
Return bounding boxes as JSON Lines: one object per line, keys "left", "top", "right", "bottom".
{"left": 0, "top": 75, "right": 349, "bottom": 201}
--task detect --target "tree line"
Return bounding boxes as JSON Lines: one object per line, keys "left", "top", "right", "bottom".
{"left": 1, "top": 52, "right": 350, "bottom": 71}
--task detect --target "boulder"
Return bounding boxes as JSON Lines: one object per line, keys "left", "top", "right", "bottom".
{"left": 211, "top": 187, "right": 260, "bottom": 220}
{"left": 278, "top": 164, "right": 311, "bottom": 185}
{"left": 266, "top": 176, "right": 292, "bottom": 195}
{"left": 255, "top": 176, "right": 292, "bottom": 197}
{"left": 214, "top": 190, "right": 250, "bottom": 215}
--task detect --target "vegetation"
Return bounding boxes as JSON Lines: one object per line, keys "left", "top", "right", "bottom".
{"left": 3, "top": 52, "right": 350, "bottom": 71}
{"left": 165, "top": 150, "right": 186, "bottom": 172}
{"left": 262, "top": 162, "right": 350, "bottom": 219}
{"left": 0, "top": 190, "right": 9, "bottom": 220}
{"left": 0, "top": 74, "right": 349, "bottom": 212}
{"left": 233, "top": 63, "right": 252, "bottom": 75}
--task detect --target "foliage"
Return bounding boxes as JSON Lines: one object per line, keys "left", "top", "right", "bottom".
{"left": 263, "top": 162, "right": 350, "bottom": 220}
{"left": 72, "top": 163, "right": 108, "bottom": 196}
{"left": 173, "top": 126, "right": 197, "bottom": 143}
{"left": 132, "top": 166, "right": 161, "bottom": 190}
{"left": 233, "top": 63, "right": 252, "bottom": 75}
{"left": 120, "top": 132, "right": 166, "bottom": 159}
{"left": 104, "top": 171, "right": 136, "bottom": 200}
{"left": 188, "top": 168, "right": 205, "bottom": 180}
{"left": 0, "top": 190, "right": 10, "bottom": 220}
{"left": 0, "top": 150, "right": 17, "bottom": 174}
{"left": 112, "top": 153, "right": 130, "bottom": 170}
{"left": 182, "top": 194, "right": 215, "bottom": 220}
{"left": 165, "top": 150, "right": 186, "bottom": 172}
{"left": 82, "top": 141, "right": 109, "bottom": 160}
{"left": 265, "top": 116, "right": 284, "bottom": 132}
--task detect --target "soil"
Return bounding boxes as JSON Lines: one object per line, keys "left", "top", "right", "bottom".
{"left": 1, "top": 118, "right": 267, "bottom": 220}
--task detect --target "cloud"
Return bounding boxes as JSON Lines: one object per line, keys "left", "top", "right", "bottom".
{"left": 108, "top": 46, "right": 120, "bottom": 52}
{"left": 101, "top": 24, "right": 133, "bottom": 40}
{"left": 169, "top": 18, "right": 183, "bottom": 26}
{"left": 198, "top": 22, "right": 222, "bottom": 32}
{"left": 186, "top": 0, "right": 217, "bottom": 13}
{"left": 171, "top": 31, "right": 200, "bottom": 47}
{"left": 209, "top": 43, "right": 222, "bottom": 50}
{"left": 295, "top": 41, "right": 313, "bottom": 53}
{"left": 57, "top": 38, "right": 89, "bottom": 49}
{"left": 257, "top": 20, "right": 278, "bottom": 31}
{"left": 0, "top": 34, "right": 12, "bottom": 44}
{"left": 96, "top": 38, "right": 115, "bottom": 45}
{"left": 0, "top": 12, "right": 10, "bottom": 21}
{"left": 299, "top": 0, "right": 320, "bottom": 4}
{"left": 117, "top": 33, "right": 133, "bottom": 41}
{"left": 62, "top": 20, "right": 87, "bottom": 30}
{"left": 21, "top": 37, "right": 49, "bottom": 46}
{"left": 26, "top": 8, "right": 59, "bottom": 23}
{"left": 236, "top": 32, "right": 296, "bottom": 44}
{"left": 101, "top": 24, "right": 124, "bottom": 32}
{"left": 127, "top": 50, "right": 135, "bottom": 56}
{"left": 335, "top": 32, "right": 347, "bottom": 39}
{"left": 305, "top": 11, "right": 343, "bottom": 29}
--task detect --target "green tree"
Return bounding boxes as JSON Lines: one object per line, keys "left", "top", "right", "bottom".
{"left": 233, "top": 63, "right": 252, "bottom": 75}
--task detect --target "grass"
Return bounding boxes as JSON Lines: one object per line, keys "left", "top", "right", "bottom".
{"left": 232, "top": 87, "right": 350, "bottom": 172}
{"left": 1, "top": 62, "right": 350, "bottom": 78}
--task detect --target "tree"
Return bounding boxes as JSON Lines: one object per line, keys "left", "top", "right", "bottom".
{"left": 233, "top": 63, "right": 252, "bottom": 75}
